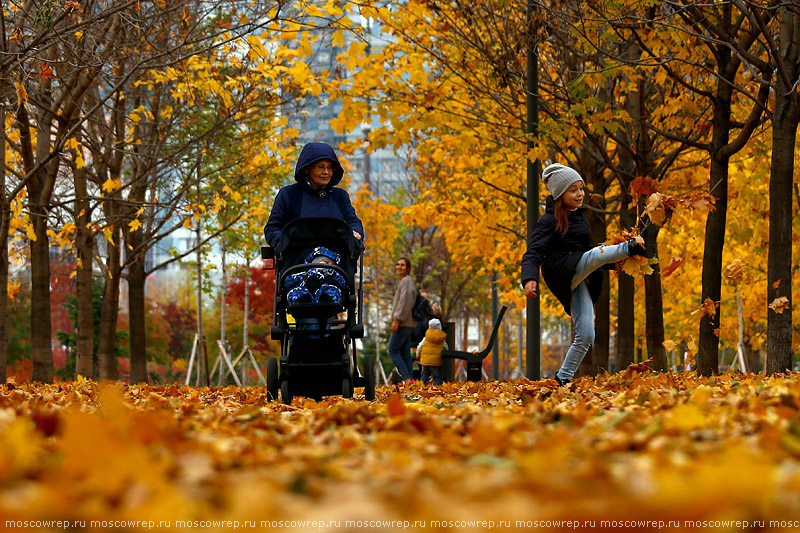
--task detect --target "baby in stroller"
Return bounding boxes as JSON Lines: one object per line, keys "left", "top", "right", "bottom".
{"left": 283, "top": 246, "right": 347, "bottom": 333}
{"left": 284, "top": 246, "right": 347, "bottom": 306}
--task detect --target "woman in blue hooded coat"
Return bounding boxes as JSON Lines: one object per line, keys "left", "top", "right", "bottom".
{"left": 264, "top": 142, "right": 364, "bottom": 248}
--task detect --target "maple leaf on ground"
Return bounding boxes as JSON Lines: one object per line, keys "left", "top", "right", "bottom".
{"left": 386, "top": 392, "right": 406, "bottom": 416}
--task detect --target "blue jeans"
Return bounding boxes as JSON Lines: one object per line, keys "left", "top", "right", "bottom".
{"left": 421, "top": 365, "right": 443, "bottom": 385}
{"left": 556, "top": 242, "right": 631, "bottom": 382}
{"left": 388, "top": 326, "right": 415, "bottom": 380}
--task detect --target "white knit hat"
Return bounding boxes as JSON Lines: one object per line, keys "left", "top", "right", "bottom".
{"left": 542, "top": 163, "right": 584, "bottom": 200}
{"left": 428, "top": 318, "right": 442, "bottom": 330}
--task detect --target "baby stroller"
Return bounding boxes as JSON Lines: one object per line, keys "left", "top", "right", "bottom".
{"left": 261, "top": 217, "right": 375, "bottom": 404}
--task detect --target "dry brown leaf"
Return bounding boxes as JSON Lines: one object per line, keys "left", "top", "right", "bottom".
{"left": 700, "top": 298, "right": 718, "bottom": 318}
{"left": 769, "top": 296, "right": 790, "bottom": 314}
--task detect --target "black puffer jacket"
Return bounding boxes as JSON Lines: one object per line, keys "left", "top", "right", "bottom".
{"left": 520, "top": 195, "right": 602, "bottom": 316}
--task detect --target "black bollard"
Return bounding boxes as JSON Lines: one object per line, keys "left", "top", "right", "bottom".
{"left": 441, "top": 321, "right": 456, "bottom": 382}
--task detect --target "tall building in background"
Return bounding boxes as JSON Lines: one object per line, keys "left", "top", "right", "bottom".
{"left": 290, "top": 11, "right": 408, "bottom": 200}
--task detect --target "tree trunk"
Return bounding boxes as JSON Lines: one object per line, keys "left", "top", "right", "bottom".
{"left": 744, "top": 343, "right": 761, "bottom": 374}
{"left": 97, "top": 229, "right": 121, "bottom": 381}
{"left": 74, "top": 149, "right": 95, "bottom": 379}
{"left": 643, "top": 223, "right": 667, "bottom": 371}
{"left": 616, "top": 273, "right": 635, "bottom": 372}
{"left": 20, "top": 100, "right": 56, "bottom": 383}
{"left": 241, "top": 256, "right": 251, "bottom": 385}
{"left": 697, "top": 77, "right": 733, "bottom": 376}
{"left": 29, "top": 200, "right": 54, "bottom": 383}
{"left": 0, "top": 234, "right": 6, "bottom": 382}
{"left": 128, "top": 249, "right": 148, "bottom": 384}
{"left": 766, "top": 117, "right": 797, "bottom": 373}
{"left": 0, "top": 106, "right": 8, "bottom": 382}
{"left": 766, "top": 6, "right": 800, "bottom": 374}
{"left": 617, "top": 192, "right": 638, "bottom": 372}
{"left": 590, "top": 280, "right": 610, "bottom": 375}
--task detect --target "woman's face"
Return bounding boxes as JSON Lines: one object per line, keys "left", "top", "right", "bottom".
{"left": 307, "top": 159, "right": 335, "bottom": 189}
{"left": 395, "top": 259, "right": 409, "bottom": 277}
{"left": 560, "top": 181, "right": 585, "bottom": 210}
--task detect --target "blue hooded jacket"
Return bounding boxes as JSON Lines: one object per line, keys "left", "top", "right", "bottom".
{"left": 264, "top": 143, "right": 364, "bottom": 248}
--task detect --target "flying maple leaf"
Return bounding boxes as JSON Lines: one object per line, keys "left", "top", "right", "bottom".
{"left": 700, "top": 298, "right": 718, "bottom": 318}
{"left": 725, "top": 259, "right": 745, "bottom": 283}
{"left": 769, "top": 296, "right": 790, "bottom": 314}
{"left": 661, "top": 256, "right": 684, "bottom": 277}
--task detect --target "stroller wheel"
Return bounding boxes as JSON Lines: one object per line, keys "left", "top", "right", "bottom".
{"left": 266, "top": 358, "right": 279, "bottom": 401}
{"left": 342, "top": 378, "right": 353, "bottom": 399}
{"left": 364, "top": 354, "right": 376, "bottom": 401}
{"left": 281, "top": 380, "right": 293, "bottom": 405}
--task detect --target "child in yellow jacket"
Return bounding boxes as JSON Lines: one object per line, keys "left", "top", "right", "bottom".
{"left": 415, "top": 318, "right": 448, "bottom": 385}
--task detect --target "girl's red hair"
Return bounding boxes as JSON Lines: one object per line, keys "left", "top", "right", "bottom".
{"left": 554, "top": 198, "right": 570, "bottom": 235}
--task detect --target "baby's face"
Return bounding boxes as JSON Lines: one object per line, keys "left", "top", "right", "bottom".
{"left": 312, "top": 256, "right": 335, "bottom": 265}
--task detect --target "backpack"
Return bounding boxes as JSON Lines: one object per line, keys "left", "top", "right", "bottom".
{"left": 410, "top": 292, "right": 430, "bottom": 345}
{"left": 411, "top": 292, "right": 429, "bottom": 321}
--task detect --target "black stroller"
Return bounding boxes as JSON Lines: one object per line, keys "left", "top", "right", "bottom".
{"left": 261, "top": 217, "right": 375, "bottom": 404}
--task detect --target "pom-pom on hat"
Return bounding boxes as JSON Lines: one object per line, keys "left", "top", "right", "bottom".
{"left": 542, "top": 163, "right": 584, "bottom": 201}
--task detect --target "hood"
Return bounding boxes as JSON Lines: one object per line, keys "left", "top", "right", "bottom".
{"left": 294, "top": 142, "right": 344, "bottom": 187}
{"left": 544, "top": 195, "right": 556, "bottom": 213}
{"left": 544, "top": 195, "right": 584, "bottom": 215}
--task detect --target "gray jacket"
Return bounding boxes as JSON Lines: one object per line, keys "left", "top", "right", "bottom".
{"left": 391, "top": 275, "right": 417, "bottom": 328}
